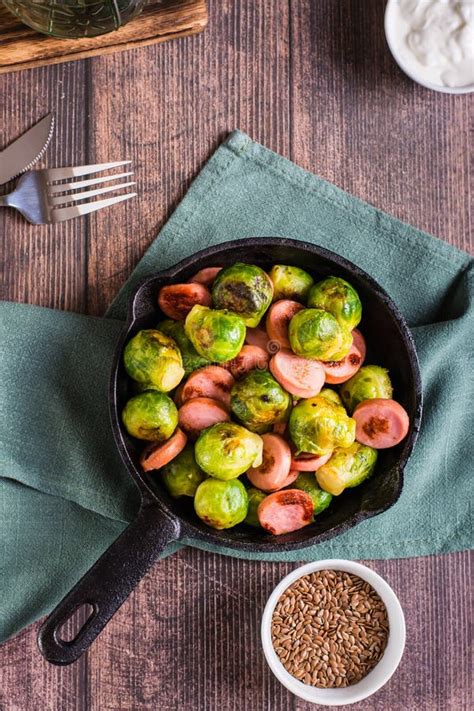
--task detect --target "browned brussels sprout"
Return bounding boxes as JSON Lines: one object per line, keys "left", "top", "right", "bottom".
{"left": 122, "top": 391, "right": 178, "bottom": 441}
{"left": 231, "top": 369, "right": 292, "bottom": 433}
{"left": 194, "top": 478, "right": 249, "bottom": 529}
{"left": 212, "top": 263, "right": 273, "bottom": 327}
{"left": 124, "top": 329, "right": 184, "bottom": 392}
{"left": 307, "top": 276, "right": 362, "bottom": 331}
{"left": 185, "top": 305, "right": 246, "bottom": 363}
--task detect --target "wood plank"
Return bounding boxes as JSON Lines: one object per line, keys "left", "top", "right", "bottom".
{"left": 85, "top": 0, "right": 291, "bottom": 315}
{"left": 0, "top": 57, "right": 89, "bottom": 711}
{"left": 289, "top": 0, "right": 472, "bottom": 253}
{"left": 0, "top": 1, "right": 208, "bottom": 75}
{"left": 82, "top": 549, "right": 472, "bottom": 711}
{"left": 0, "top": 617, "right": 87, "bottom": 710}
{"left": 0, "top": 62, "right": 89, "bottom": 312}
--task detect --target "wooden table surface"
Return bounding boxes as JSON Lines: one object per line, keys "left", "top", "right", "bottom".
{"left": 0, "top": 1, "right": 472, "bottom": 709}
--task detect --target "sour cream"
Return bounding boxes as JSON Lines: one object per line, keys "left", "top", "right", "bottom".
{"left": 385, "top": 0, "right": 474, "bottom": 90}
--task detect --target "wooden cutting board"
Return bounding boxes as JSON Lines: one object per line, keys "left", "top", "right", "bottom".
{"left": 0, "top": 0, "right": 208, "bottom": 74}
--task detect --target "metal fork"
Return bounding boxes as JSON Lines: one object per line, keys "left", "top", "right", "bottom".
{"left": 0, "top": 161, "right": 136, "bottom": 224}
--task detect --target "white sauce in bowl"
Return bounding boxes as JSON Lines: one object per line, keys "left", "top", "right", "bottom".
{"left": 387, "top": 0, "right": 474, "bottom": 88}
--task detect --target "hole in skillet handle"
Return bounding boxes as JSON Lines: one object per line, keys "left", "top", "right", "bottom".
{"left": 57, "top": 603, "right": 96, "bottom": 644}
{"left": 37, "top": 504, "right": 181, "bottom": 665}
{"left": 38, "top": 599, "right": 100, "bottom": 665}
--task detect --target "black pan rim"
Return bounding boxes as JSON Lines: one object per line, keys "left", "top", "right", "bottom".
{"left": 109, "top": 237, "right": 423, "bottom": 552}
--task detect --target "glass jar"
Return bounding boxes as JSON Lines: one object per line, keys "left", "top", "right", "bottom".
{"left": 3, "top": 0, "right": 147, "bottom": 39}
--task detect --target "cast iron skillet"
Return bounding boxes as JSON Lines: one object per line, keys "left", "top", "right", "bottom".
{"left": 38, "top": 238, "right": 422, "bottom": 665}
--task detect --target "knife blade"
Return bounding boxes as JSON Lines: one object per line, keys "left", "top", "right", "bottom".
{"left": 0, "top": 113, "right": 55, "bottom": 185}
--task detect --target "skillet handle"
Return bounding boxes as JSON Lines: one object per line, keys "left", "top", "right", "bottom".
{"left": 37, "top": 503, "right": 181, "bottom": 665}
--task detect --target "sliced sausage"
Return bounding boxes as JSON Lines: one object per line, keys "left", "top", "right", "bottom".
{"left": 246, "top": 433, "right": 292, "bottom": 492}
{"left": 257, "top": 489, "right": 314, "bottom": 535}
{"left": 181, "top": 365, "right": 235, "bottom": 409}
{"left": 266, "top": 300, "right": 303, "bottom": 350}
{"left": 280, "top": 469, "right": 299, "bottom": 488}
{"left": 140, "top": 428, "right": 187, "bottom": 471}
{"left": 188, "top": 266, "right": 222, "bottom": 287}
{"left": 352, "top": 329, "right": 367, "bottom": 361}
{"left": 322, "top": 328, "right": 367, "bottom": 384}
{"left": 158, "top": 283, "right": 212, "bottom": 321}
{"left": 245, "top": 325, "right": 271, "bottom": 351}
{"left": 178, "top": 397, "right": 230, "bottom": 439}
{"left": 270, "top": 349, "right": 325, "bottom": 398}
{"left": 224, "top": 345, "right": 269, "bottom": 378}
{"left": 290, "top": 451, "right": 332, "bottom": 472}
{"left": 353, "top": 398, "right": 409, "bottom": 449}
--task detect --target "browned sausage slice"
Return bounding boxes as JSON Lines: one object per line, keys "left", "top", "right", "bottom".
{"left": 279, "top": 469, "right": 299, "bottom": 488}
{"left": 173, "top": 383, "right": 185, "bottom": 407}
{"left": 140, "top": 428, "right": 187, "bottom": 471}
{"left": 181, "top": 365, "right": 235, "bottom": 409}
{"left": 188, "top": 267, "right": 223, "bottom": 287}
{"left": 178, "top": 397, "right": 230, "bottom": 439}
{"left": 257, "top": 489, "right": 314, "bottom": 535}
{"left": 224, "top": 344, "right": 269, "bottom": 378}
{"left": 158, "top": 283, "right": 212, "bottom": 321}
{"left": 353, "top": 398, "right": 410, "bottom": 449}
{"left": 270, "top": 349, "right": 325, "bottom": 398}
{"left": 266, "top": 300, "right": 303, "bottom": 349}
{"left": 246, "top": 433, "right": 292, "bottom": 492}
{"left": 290, "top": 451, "right": 332, "bottom": 471}
{"left": 322, "top": 329, "right": 366, "bottom": 384}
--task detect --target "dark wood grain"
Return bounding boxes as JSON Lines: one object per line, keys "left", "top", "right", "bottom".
{"left": 289, "top": 0, "right": 472, "bottom": 254}
{"left": 85, "top": 0, "right": 290, "bottom": 315}
{"left": 0, "top": 0, "right": 208, "bottom": 74}
{"left": 0, "top": 1, "right": 472, "bottom": 710}
{"left": 0, "top": 60, "right": 89, "bottom": 311}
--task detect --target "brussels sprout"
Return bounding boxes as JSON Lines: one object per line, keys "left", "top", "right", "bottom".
{"left": 231, "top": 370, "right": 292, "bottom": 433}
{"left": 122, "top": 391, "right": 178, "bottom": 441}
{"left": 244, "top": 487, "right": 267, "bottom": 527}
{"left": 161, "top": 444, "right": 205, "bottom": 497}
{"left": 212, "top": 263, "right": 273, "bottom": 327}
{"left": 268, "top": 265, "right": 314, "bottom": 302}
{"left": 340, "top": 365, "right": 393, "bottom": 414}
{"left": 195, "top": 422, "right": 263, "bottom": 479}
{"left": 289, "top": 395, "right": 355, "bottom": 455}
{"left": 319, "top": 387, "right": 343, "bottom": 407}
{"left": 157, "top": 319, "right": 210, "bottom": 375}
{"left": 316, "top": 443, "right": 378, "bottom": 495}
{"left": 293, "top": 473, "right": 333, "bottom": 516}
{"left": 307, "top": 276, "right": 362, "bottom": 331}
{"left": 288, "top": 308, "right": 346, "bottom": 360}
{"left": 124, "top": 329, "right": 184, "bottom": 392}
{"left": 184, "top": 305, "right": 246, "bottom": 363}
{"left": 194, "top": 478, "right": 249, "bottom": 530}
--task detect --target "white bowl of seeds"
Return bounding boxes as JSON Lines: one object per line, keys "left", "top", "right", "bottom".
{"left": 261, "top": 560, "right": 405, "bottom": 705}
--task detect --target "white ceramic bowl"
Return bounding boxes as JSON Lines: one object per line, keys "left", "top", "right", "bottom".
{"left": 384, "top": 0, "right": 474, "bottom": 95}
{"left": 261, "top": 560, "right": 406, "bottom": 706}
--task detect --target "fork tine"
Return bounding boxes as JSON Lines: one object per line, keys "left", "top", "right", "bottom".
{"left": 48, "top": 172, "right": 134, "bottom": 194}
{"left": 44, "top": 161, "right": 131, "bottom": 182}
{"left": 49, "top": 181, "right": 136, "bottom": 206}
{"left": 52, "top": 192, "right": 137, "bottom": 223}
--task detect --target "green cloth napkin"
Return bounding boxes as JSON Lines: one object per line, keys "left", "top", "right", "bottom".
{"left": 1, "top": 131, "right": 473, "bottom": 643}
